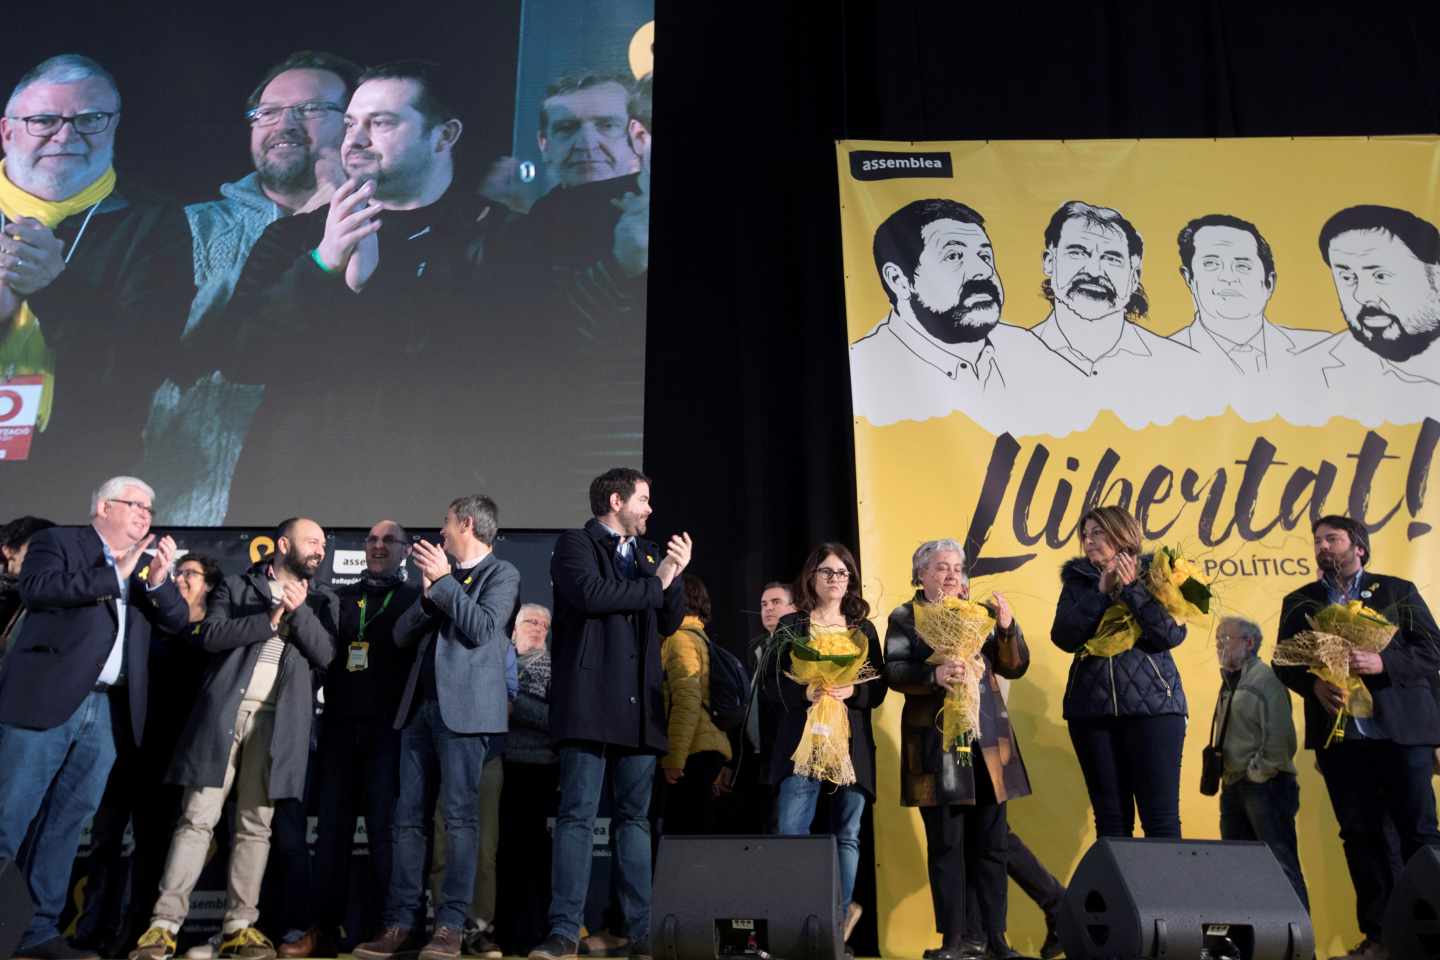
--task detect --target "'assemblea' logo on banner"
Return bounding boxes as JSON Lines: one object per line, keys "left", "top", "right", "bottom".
{"left": 849, "top": 150, "right": 953, "bottom": 181}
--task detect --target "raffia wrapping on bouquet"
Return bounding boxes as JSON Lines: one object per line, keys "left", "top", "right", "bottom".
{"left": 1084, "top": 546, "right": 1213, "bottom": 658}
{"left": 782, "top": 623, "right": 876, "bottom": 786}
{"left": 913, "top": 596, "right": 995, "bottom": 765}
{"left": 1272, "top": 600, "right": 1397, "bottom": 746}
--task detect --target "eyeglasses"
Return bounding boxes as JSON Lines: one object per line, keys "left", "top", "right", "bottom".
{"left": 175, "top": 569, "right": 207, "bottom": 580}
{"left": 364, "top": 535, "right": 407, "bottom": 546}
{"left": 815, "top": 567, "right": 850, "bottom": 582}
{"left": 107, "top": 498, "right": 153, "bottom": 516}
{"left": 8, "top": 112, "right": 117, "bottom": 136}
{"left": 245, "top": 100, "right": 343, "bottom": 127}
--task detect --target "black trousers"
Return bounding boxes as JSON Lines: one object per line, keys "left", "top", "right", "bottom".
{"left": 311, "top": 716, "right": 401, "bottom": 942}
{"left": 962, "top": 827, "right": 1066, "bottom": 942}
{"left": 494, "top": 760, "right": 559, "bottom": 954}
{"left": 917, "top": 758, "right": 1007, "bottom": 950}
{"left": 1315, "top": 739, "right": 1440, "bottom": 939}
{"left": 1068, "top": 714, "right": 1185, "bottom": 838}
{"left": 659, "top": 750, "right": 727, "bottom": 836}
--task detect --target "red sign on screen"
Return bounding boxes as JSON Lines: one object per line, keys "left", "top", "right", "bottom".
{"left": 0, "top": 374, "right": 44, "bottom": 461}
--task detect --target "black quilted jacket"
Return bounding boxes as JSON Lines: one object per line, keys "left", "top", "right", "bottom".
{"left": 1051, "top": 557, "right": 1189, "bottom": 720}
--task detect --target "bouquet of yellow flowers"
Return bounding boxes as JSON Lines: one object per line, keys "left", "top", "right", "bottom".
{"left": 778, "top": 622, "right": 876, "bottom": 786}
{"left": 1085, "top": 546, "right": 1213, "bottom": 658}
{"left": 1272, "top": 600, "right": 1397, "bottom": 746}
{"left": 913, "top": 596, "right": 995, "bottom": 764}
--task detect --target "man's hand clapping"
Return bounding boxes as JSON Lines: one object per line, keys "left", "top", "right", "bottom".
{"left": 147, "top": 535, "right": 178, "bottom": 588}
{"left": 656, "top": 532, "right": 693, "bottom": 589}
{"left": 114, "top": 535, "right": 155, "bottom": 582}
{"left": 411, "top": 539, "right": 452, "bottom": 590}
{"left": 314, "top": 178, "right": 382, "bottom": 293}
{"left": 0, "top": 217, "right": 66, "bottom": 298}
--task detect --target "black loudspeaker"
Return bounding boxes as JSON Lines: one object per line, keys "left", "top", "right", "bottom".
{"left": 652, "top": 834, "right": 841, "bottom": 960}
{"left": 1383, "top": 846, "right": 1440, "bottom": 960}
{"left": 0, "top": 859, "right": 34, "bottom": 960}
{"left": 1057, "top": 838, "right": 1313, "bottom": 960}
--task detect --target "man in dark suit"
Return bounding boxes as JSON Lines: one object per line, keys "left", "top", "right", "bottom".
{"left": 130, "top": 518, "right": 336, "bottom": 960}
{"left": 1273, "top": 514, "right": 1440, "bottom": 960}
{"left": 528, "top": 468, "right": 690, "bottom": 960}
{"left": 0, "top": 475, "right": 187, "bottom": 960}
{"left": 355, "top": 496, "right": 520, "bottom": 960}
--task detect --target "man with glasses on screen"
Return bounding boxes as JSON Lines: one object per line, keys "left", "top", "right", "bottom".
{"left": 0, "top": 55, "right": 191, "bottom": 515}
{"left": 214, "top": 59, "right": 501, "bottom": 524}
{"left": 141, "top": 51, "right": 362, "bottom": 526}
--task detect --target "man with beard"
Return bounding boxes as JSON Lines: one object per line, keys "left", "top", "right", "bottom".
{"left": 217, "top": 60, "right": 499, "bottom": 524}
{"left": 848, "top": 198, "right": 1084, "bottom": 436}
{"left": 0, "top": 55, "right": 191, "bottom": 517}
{"left": 130, "top": 518, "right": 337, "bottom": 960}
{"left": 303, "top": 521, "right": 420, "bottom": 957}
{"left": 1299, "top": 205, "right": 1440, "bottom": 427}
{"left": 141, "top": 51, "right": 360, "bottom": 525}
{"left": 1273, "top": 515, "right": 1440, "bottom": 960}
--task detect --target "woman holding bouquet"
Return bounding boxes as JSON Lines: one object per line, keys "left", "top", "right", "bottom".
{"left": 1051, "top": 506, "right": 1188, "bottom": 839}
{"left": 883, "top": 539, "right": 1031, "bottom": 960}
{"left": 763, "top": 542, "right": 887, "bottom": 946}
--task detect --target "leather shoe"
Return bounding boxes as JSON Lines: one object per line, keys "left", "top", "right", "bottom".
{"left": 16, "top": 938, "right": 101, "bottom": 960}
{"left": 278, "top": 928, "right": 336, "bottom": 958}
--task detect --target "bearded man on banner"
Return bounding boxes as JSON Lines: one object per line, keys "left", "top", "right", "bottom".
{"left": 848, "top": 197, "right": 1088, "bottom": 436}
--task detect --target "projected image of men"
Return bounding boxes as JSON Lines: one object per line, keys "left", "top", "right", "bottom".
{"left": 537, "top": 75, "right": 639, "bottom": 188}
{"left": 1322, "top": 205, "right": 1440, "bottom": 365}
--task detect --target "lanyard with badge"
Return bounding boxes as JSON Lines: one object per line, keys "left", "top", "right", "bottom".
{"left": 348, "top": 588, "right": 396, "bottom": 672}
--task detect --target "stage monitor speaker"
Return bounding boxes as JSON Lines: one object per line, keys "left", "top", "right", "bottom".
{"left": 1383, "top": 846, "right": 1440, "bottom": 960}
{"left": 652, "top": 834, "right": 841, "bottom": 960}
{"left": 1057, "top": 838, "right": 1312, "bottom": 960}
{"left": 0, "top": 858, "right": 34, "bottom": 960}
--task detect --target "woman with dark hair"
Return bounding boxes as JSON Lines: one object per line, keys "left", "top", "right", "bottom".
{"left": 1052, "top": 506, "right": 1188, "bottom": 839}
{"left": 763, "top": 543, "right": 887, "bottom": 946}
{"left": 658, "top": 574, "right": 732, "bottom": 835}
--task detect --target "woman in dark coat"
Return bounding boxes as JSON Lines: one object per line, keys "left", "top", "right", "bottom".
{"left": 763, "top": 542, "right": 887, "bottom": 946}
{"left": 884, "top": 538, "right": 1030, "bottom": 960}
{"left": 1051, "top": 505, "right": 1188, "bottom": 839}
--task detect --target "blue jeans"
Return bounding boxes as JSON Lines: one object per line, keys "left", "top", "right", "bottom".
{"left": 1219, "top": 773, "right": 1309, "bottom": 912}
{"left": 0, "top": 691, "right": 118, "bottom": 949}
{"left": 386, "top": 700, "right": 491, "bottom": 930}
{"left": 549, "top": 743, "right": 655, "bottom": 944}
{"left": 773, "top": 775, "right": 865, "bottom": 906}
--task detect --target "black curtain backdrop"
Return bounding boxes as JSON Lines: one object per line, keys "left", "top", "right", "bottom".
{"left": 646, "top": 4, "right": 1440, "bottom": 951}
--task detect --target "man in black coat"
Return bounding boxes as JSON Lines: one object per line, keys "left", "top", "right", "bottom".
{"left": 130, "top": 518, "right": 336, "bottom": 960}
{"left": 1273, "top": 514, "right": 1440, "bottom": 960}
{"left": 528, "top": 468, "right": 690, "bottom": 960}
{"left": 0, "top": 476, "right": 186, "bottom": 960}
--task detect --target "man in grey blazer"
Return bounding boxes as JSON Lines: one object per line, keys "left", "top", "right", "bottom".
{"left": 356, "top": 495, "right": 521, "bottom": 960}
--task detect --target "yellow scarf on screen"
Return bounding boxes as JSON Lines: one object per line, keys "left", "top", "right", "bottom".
{"left": 0, "top": 163, "right": 116, "bottom": 431}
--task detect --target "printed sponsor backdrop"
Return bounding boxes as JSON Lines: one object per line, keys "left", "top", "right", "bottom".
{"left": 837, "top": 137, "right": 1440, "bottom": 957}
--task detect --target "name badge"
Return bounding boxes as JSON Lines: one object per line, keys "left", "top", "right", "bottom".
{"left": 347, "top": 641, "right": 369, "bottom": 672}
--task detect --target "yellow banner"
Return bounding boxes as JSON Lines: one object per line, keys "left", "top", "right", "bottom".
{"left": 836, "top": 137, "right": 1440, "bottom": 957}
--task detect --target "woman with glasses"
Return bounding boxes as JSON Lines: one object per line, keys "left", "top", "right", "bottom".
{"left": 1051, "top": 506, "right": 1188, "bottom": 839}
{"left": 762, "top": 542, "right": 887, "bottom": 950}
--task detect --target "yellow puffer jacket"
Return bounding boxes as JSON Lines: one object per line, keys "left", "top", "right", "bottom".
{"left": 661, "top": 616, "right": 734, "bottom": 769}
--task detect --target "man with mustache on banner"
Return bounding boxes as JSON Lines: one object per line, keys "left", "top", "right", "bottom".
{"left": 1292, "top": 205, "right": 1440, "bottom": 428}
{"left": 0, "top": 55, "right": 191, "bottom": 508}
{"left": 139, "top": 51, "right": 361, "bottom": 526}
{"left": 848, "top": 198, "right": 1087, "bottom": 436}
{"left": 1030, "top": 200, "right": 1199, "bottom": 427}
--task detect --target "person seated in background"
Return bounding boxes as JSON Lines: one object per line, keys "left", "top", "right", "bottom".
{"left": 1212, "top": 617, "right": 1309, "bottom": 913}
{"left": 658, "top": 574, "right": 732, "bottom": 836}
{"left": 0, "top": 515, "right": 55, "bottom": 654}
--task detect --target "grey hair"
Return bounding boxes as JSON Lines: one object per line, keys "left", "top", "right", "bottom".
{"left": 91, "top": 476, "right": 154, "bottom": 516}
{"left": 910, "top": 538, "right": 966, "bottom": 587}
{"left": 517, "top": 602, "right": 552, "bottom": 622}
{"left": 448, "top": 493, "right": 499, "bottom": 546}
{"left": 1218, "top": 616, "right": 1264, "bottom": 654}
{"left": 6, "top": 54, "right": 121, "bottom": 115}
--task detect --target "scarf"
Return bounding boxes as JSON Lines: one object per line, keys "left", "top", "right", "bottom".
{"left": 360, "top": 568, "right": 408, "bottom": 592}
{"left": 0, "top": 163, "right": 117, "bottom": 432}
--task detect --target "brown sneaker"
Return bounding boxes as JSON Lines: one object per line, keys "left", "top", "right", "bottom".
{"left": 130, "top": 928, "right": 178, "bottom": 960}
{"left": 355, "top": 927, "right": 419, "bottom": 960}
{"left": 217, "top": 928, "right": 275, "bottom": 960}
{"left": 419, "top": 927, "right": 463, "bottom": 960}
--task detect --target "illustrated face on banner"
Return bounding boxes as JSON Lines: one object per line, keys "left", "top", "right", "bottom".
{"left": 1185, "top": 225, "right": 1274, "bottom": 324}
{"left": 890, "top": 218, "right": 1004, "bottom": 344}
{"left": 1044, "top": 217, "right": 1140, "bottom": 322}
{"left": 538, "top": 80, "right": 638, "bottom": 187}
{"left": 249, "top": 68, "right": 348, "bottom": 195}
{"left": 343, "top": 78, "right": 452, "bottom": 203}
{"left": 1327, "top": 228, "right": 1440, "bottom": 363}
{"left": 0, "top": 76, "right": 119, "bottom": 200}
